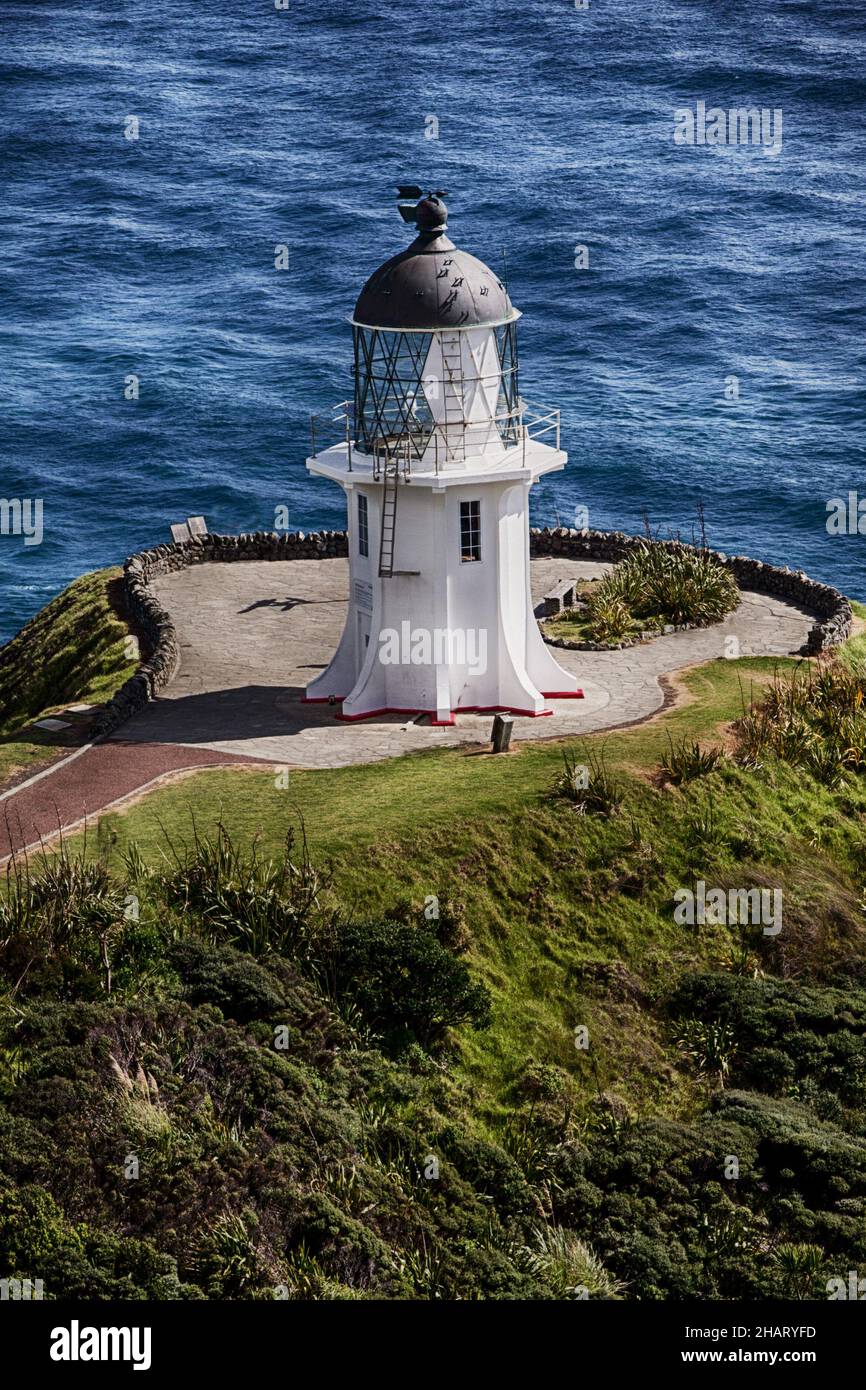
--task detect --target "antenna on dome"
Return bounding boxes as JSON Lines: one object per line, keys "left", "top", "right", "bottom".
{"left": 396, "top": 186, "right": 450, "bottom": 229}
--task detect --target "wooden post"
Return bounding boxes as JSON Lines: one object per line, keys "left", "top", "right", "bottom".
{"left": 491, "top": 713, "right": 514, "bottom": 753}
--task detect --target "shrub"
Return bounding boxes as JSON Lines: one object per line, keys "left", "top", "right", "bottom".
{"left": 170, "top": 941, "right": 285, "bottom": 1022}
{"left": 673, "top": 1017, "right": 736, "bottom": 1089}
{"left": 661, "top": 735, "right": 725, "bottom": 784}
{"left": 733, "top": 660, "right": 866, "bottom": 785}
{"left": 684, "top": 795, "right": 726, "bottom": 863}
{"left": 443, "top": 1136, "right": 536, "bottom": 1218}
{"left": 669, "top": 973, "right": 866, "bottom": 1111}
{"left": 185, "top": 1212, "right": 270, "bottom": 1299}
{"left": 152, "top": 821, "right": 330, "bottom": 957}
{"left": 554, "top": 743, "right": 624, "bottom": 815}
{"left": 0, "top": 847, "right": 137, "bottom": 996}
{"left": 585, "top": 594, "right": 636, "bottom": 645}
{"left": 772, "top": 1242, "right": 826, "bottom": 1299}
{"left": 0, "top": 1179, "right": 197, "bottom": 1300}
{"left": 521, "top": 1224, "right": 626, "bottom": 1299}
{"left": 314, "top": 918, "right": 492, "bottom": 1053}
{"left": 585, "top": 543, "right": 738, "bottom": 643}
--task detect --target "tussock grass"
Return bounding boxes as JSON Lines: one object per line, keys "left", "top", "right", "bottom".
{"left": 660, "top": 734, "right": 726, "bottom": 784}
{"left": 733, "top": 656, "right": 866, "bottom": 786}
{"left": 574, "top": 543, "right": 739, "bottom": 646}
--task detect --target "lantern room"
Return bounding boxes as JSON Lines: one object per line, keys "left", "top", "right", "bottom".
{"left": 350, "top": 194, "right": 521, "bottom": 467}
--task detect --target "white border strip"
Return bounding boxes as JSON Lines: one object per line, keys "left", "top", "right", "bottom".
{"left": 0, "top": 741, "right": 94, "bottom": 806}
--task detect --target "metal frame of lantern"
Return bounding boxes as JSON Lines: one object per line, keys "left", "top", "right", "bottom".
{"left": 350, "top": 318, "right": 521, "bottom": 460}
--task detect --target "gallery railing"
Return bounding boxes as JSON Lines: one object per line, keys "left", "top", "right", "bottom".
{"left": 309, "top": 399, "right": 561, "bottom": 476}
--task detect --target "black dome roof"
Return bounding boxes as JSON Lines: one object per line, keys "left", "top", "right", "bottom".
{"left": 352, "top": 221, "right": 518, "bottom": 332}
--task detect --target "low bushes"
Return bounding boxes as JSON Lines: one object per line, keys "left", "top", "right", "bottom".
{"left": 150, "top": 822, "right": 329, "bottom": 958}
{"left": 577, "top": 543, "right": 740, "bottom": 646}
{"left": 4, "top": 637, "right": 866, "bottom": 1300}
{"left": 668, "top": 973, "right": 866, "bottom": 1112}
{"left": 661, "top": 735, "right": 726, "bottom": 784}
{"left": 314, "top": 916, "right": 492, "bottom": 1053}
{"left": 0, "top": 833, "right": 526, "bottom": 1301}
{"left": 734, "top": 658, "right": 866, "bottom": 785}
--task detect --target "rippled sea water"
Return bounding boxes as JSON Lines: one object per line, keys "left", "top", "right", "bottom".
{"left": 1, "top": 0, "right": 864, "bottom": 641}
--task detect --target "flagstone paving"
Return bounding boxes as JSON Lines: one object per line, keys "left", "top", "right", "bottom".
{"left": 118, "top": 557, "right": 816, "bottom": 769}
{"left": 0, "top": 556, "right": 818, "bottom": 861}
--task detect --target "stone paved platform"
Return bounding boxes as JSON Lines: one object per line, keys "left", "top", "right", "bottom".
{"left": 114, "top": 558, "right": 816, "bottom": 769}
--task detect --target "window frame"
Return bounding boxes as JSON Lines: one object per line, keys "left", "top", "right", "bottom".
{"left": 357, "top": 492, "right": 369, "bottom": 558}
{"left": 459, "top": 499, "right": 481, "bottom": 563}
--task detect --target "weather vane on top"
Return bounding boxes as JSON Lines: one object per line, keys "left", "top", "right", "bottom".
{"left": 396, "top": 185, "right": 451, "bottom": 227}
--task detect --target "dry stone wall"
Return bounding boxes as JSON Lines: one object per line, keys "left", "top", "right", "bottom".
{"left": 529, "top": 528, "right": 852, "bottom": 656}
{"left": 91, "top": 527, "right": 851, "bottom": 738}
{"left": 92, "top": 531, "right": 347, "bottom": 736}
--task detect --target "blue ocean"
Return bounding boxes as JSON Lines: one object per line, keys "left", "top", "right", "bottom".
{"left": 1, "top": 0, "right": 864, "bottom": 642}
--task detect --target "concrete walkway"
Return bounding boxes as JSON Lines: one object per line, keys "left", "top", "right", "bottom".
{"left": 0, "top": 556, "right": 816, "bottom": 861}
{"left": 118, "top": 557, "right": 814, "bottom": 768}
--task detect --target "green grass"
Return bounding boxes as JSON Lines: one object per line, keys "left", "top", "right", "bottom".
{"left": 79, "top": 652, "right": 859, "bottom": 1125}
{"left": 540, "top": 611, "right": 595, "bottom": 643}
{"left": 539, "top": 580, "right": 598, "bottom": 643}
{"left": 4, "top": 573, "right": 866, "bottom": 1301}
{"left": 87, "top": 656, "right": 788, "bottom": 863}
{"left": 0, "top": 567, "right": 133, "bottom": 785}
{"left": 840, "top": 598, "right": 866, "bottom": 671}
{"left": 13, "top": 595, "right": 866, "bottom": 1132}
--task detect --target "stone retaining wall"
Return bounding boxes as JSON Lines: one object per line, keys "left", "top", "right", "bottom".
{"left": 529, "top": 528, "right": 852, "bottom": 657}
{"left": 92, "top": 530, "right": 347, "bottom": 736}
{"left": 91, "top": 526, "right": 851, "bottom": 738}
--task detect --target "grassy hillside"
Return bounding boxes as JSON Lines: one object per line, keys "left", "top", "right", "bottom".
{"left": 2, "top": 589, "right": 865, "bottom": 1300}
{"left": 0, "top": 568, "right": 132, "bottom": 784}
{"left": 87, "top": 654, "right": 796, "bottom": 864}
{"left": 85, "top": 650, "right": 866, "bottom": 1123}
{"left": 3, "top": 621, "right": 865, "bottom": 1298}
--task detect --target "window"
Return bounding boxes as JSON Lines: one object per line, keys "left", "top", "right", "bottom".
{"left": 460, "top": 500, "right": 481, "bottom": 562}
{"left": 358, "top": 493, "right": 369, "bottom": 557}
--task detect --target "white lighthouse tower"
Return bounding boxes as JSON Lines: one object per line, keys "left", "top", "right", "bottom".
{"left": 304, "top": 190, "right": 582, "bottom": 725}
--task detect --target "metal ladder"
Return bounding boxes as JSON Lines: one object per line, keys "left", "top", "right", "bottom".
{"left": 440, "top": 332, "right": 466, "bottom": 464}
{"left": 377, "top": 449, "right": 400, "bottom": 578}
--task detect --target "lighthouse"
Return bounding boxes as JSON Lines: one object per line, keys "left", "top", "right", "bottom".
{"left": 304, "top": 190, "right": 582, "bottom": 725}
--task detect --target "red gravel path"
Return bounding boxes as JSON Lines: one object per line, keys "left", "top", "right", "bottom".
{"left": 0, "top": 741, "right": 266, "bottom": 862}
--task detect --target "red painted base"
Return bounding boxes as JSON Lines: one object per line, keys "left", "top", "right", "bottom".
{"left": 305, "top": 692, "right": 583, "bottom": 721}
{"left": 335, "top": 706, "right": 436, "bottom": 723}
{"left": 334, "top": 703, "right": 558, "bottom": 724}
